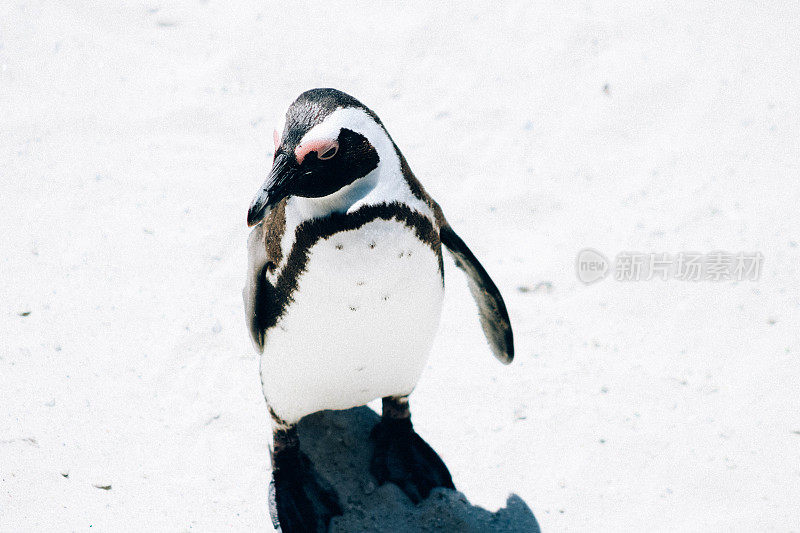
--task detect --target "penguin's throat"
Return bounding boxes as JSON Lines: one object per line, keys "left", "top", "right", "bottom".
{"left": 289, "top": 175, "right": 374, "bottom": 220}
{"left": 290, "top": 162, "right": 400, "bottom": 220}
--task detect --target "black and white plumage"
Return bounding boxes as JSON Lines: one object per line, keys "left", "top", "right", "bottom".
{"left": 244, "top": 89, "right": 513, "bottom": 531}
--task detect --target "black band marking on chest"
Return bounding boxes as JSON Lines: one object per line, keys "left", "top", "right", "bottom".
{"left": 255, "top": 202, "right": 443, "bottom": 333}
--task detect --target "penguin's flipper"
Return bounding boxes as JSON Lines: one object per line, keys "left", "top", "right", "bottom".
{"left": 440, "top": 224, "right": 514, "bottom": 364}
{"left": 244, "top": 222, "right": 269, "bottom": 352}
{"left": 243, "top": 199, "right": 287, "bottom": 353}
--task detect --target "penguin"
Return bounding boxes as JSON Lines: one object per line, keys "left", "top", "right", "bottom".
{"left": 244, "top": 88, "right": 513, "bottom": 532}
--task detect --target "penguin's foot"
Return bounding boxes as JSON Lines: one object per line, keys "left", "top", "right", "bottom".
{"left": 270, "top": 430, "right": 342, "bottom": 532}
{"left": 369, "top": 416, "right": 455, "bottom": 504}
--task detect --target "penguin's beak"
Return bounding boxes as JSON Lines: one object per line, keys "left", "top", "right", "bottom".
{"left": 247, "top": 153, "right": 298, "bottom": 226}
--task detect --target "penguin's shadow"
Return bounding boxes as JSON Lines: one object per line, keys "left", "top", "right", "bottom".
{"left": 296, "top": 407, "right": 540, "bottom": 533}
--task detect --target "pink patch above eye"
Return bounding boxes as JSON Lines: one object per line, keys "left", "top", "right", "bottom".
{"left": 295, "top": 138, "right": 339, "bottom": 164}
{"left": 273, "top": 129, "right": 280, "bottom": 150}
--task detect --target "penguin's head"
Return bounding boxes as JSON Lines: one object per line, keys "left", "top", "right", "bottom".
{"left": 247, "top": 88, "right": 391, "bottom": 226}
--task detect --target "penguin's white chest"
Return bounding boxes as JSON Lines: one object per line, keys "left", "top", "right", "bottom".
{"left": 261, "top": 218, "right": 444, "bottom": 424}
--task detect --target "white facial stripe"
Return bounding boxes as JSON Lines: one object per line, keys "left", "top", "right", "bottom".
{"left": 298, "top": 107, "right": 399, "bottom": 171}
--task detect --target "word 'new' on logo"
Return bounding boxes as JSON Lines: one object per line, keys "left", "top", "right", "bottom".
{"left": 576, "top": 248, "right": 610, "bottom": 285}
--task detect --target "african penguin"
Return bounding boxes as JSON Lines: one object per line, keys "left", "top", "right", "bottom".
{"left": 244, "top": 88, "right": 513, "bottom": 532}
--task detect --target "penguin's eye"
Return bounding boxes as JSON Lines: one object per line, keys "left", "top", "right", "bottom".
{"left": 318, "top": 145, "right": 338, "bottom": 160}
{"left": 295, "top": 138, "right": 339, "bottom": 164}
